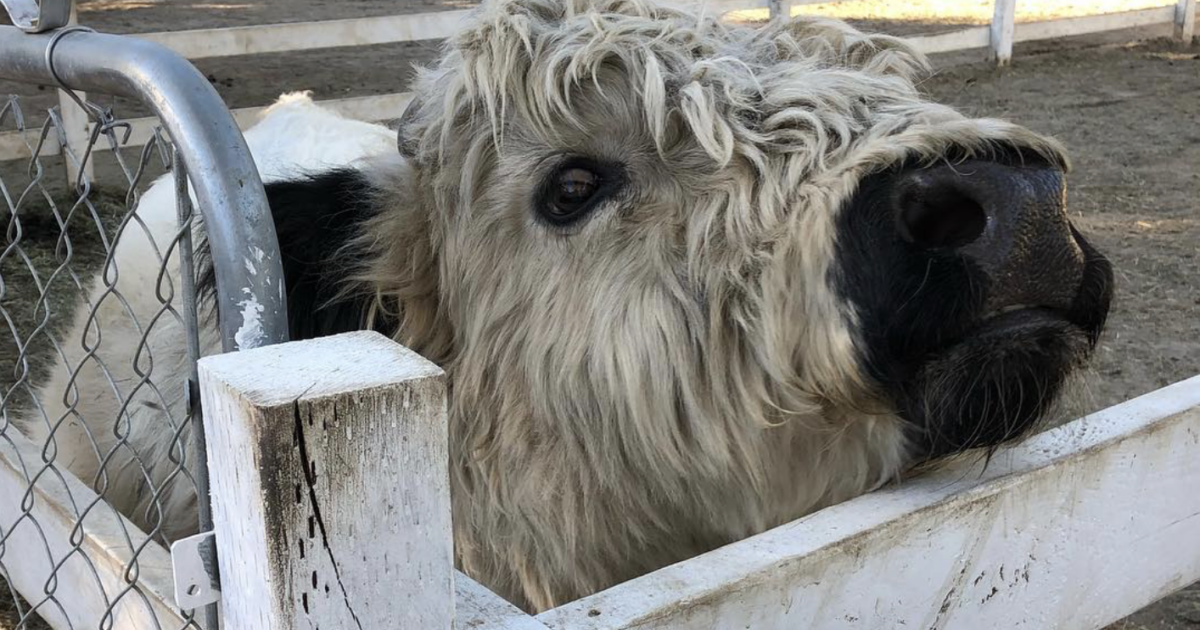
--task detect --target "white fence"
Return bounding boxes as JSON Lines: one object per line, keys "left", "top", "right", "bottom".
{"left": 8, "top": 330, "right": 1198, "bottom": 628}
{"left": 209, "top": 338, "right": 1200, "bottom": 629}
{"left": 0, "top": 0, "right": 1196, "bottom": 171}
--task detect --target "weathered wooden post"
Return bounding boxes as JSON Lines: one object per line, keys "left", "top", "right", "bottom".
{"left": 768, "top": 0, "right": 792, "bottom": 21}
{"left": 57, "top": 5, "right": 95, "bottom": 185}
{"left": 1178, "top": 0, "right": 1197, "bottom": 43}
{"left": 198, "top": 330, "right": 454, "bottom": 629}
{"left": 990, "top": 0, "right": 1017, "bottom": 66}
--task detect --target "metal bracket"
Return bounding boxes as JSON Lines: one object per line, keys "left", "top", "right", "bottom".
{"left": 171, "top": 530, "right": 222, "bottom": 610}
{"left": 0, "top": 0, "right": 72, "bottom": 33}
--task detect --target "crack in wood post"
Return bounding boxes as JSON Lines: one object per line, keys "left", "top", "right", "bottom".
{"left": 293, "top": 400, "right": 364, "bottom": 630}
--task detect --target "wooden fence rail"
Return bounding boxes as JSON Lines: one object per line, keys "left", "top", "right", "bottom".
{"left": 539, "top": 374, "right": 1200, "bottom": 629}
{"left": 4, "top": 332, "right": 1199, "bottom": 628}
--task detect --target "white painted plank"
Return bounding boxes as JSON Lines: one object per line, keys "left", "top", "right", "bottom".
{"left": 175, "top": 92, "right": 407, "bottom": 145}
{"left": 0, "top": 127, "right": 60, "bottom": 161}
{"left": 1015, "top": 5, "right": 1177, "bottom": 42}
{"left": 538, "top": 375, "right": 1200, "bottom": 630}
{"left": 133, "top": 2, "right": 765, "bottom": 61}
{"left": 455, "top": 572, "right": 551, "bottom": 630}
{"left": 663, "top": 0, "right": 766, "bottom": 16}
{"left": 1176, "top": 0, "right": 1197, "bottom": 40}
{"left": 907, "top": 26, "right": 991, "bottom": 54}
{"left": 991, "top": 0, "right": 1017, "bottom": 65}
{"left": 0, "top": 92, "right": 412, "bottom": 162}
{"left": 767, "top": 0, "right": 792, "bottom": 20}
{"left": 134, "top": 11, "right": 473, "bottom": 59}
{"left": 199, "top": 330, "right": 454, "bottom": 629}
{"left": 0, "top": 427, "right": 186, "bottom": 629}
{"left": 164, "top": 92, "right": 410, "bottom": 145}
{"left": 289, "top": 91, "right": 413, "bottom": 124}
{"left": 57, "top": 9, "right": 93, "bottom": 184}
{"left": 56, "top": 91, "right": 94, "bottom": 184}
{"left": 718, "top": 0, "right": 881, "bottom": 20}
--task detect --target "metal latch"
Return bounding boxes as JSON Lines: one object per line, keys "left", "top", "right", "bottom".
{"left": 0, "top": 0, "right": 72, "bottom": 33}
{"left": 171, "top": 531, "right": 222, "bottom": 609}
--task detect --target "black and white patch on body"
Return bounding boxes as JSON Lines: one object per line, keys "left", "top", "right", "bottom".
{"left": 199, "top": 169, "right": 393, "bottom": 342}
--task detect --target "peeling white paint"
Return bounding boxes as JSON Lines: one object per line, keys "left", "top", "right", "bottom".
{"left": 234, "top": 290, "right": 265, "bottom": 350}
{"left": 244, "top": 258, "right": 257, "bottom": 276}
{"left": 252, "top": 246, "right": 266, "bottom": 263}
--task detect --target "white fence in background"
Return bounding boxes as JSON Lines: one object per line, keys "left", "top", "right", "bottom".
{"left": 0, "top": 0, "right": 1195, "bottom": 170}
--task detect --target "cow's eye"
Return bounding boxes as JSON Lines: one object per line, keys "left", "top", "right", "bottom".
{"left": 545, "top": 167, "right": 600, "bottom": 223}
{"left": 538, "top": 159, "right": 623, "bottom": 227}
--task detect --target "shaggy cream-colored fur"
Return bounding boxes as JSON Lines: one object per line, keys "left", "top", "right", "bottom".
{"left": 23, "top": 0, "right": 1073, "bottom": 613}
{"left": 355, "top": 0, "right": 1068, "bottom": 609}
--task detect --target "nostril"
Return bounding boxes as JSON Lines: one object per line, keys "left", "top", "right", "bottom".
{"left": 896, "top": 182, "right": 988, "bottom": 249}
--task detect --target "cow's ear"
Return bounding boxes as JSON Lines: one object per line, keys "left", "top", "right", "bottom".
{"left": 397, "top": 96, "right": 421, "bottom": 159}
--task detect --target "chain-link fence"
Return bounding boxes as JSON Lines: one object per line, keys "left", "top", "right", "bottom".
{"left": 0, "top": 89, "right": 207, "bottom": 630}
{"left": 0, "top": 12, "right": 288, "bottom": 630}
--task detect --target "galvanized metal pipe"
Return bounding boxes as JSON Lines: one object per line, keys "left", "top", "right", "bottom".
{"left": 0, "top": 24, "right": 289, "bottom": 352}
{"left": 172, "top": 149, "right": 221, "bottom": 628}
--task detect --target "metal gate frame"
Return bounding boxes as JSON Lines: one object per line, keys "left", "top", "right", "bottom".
{"left": 1, "top": 10, "right": 288, "bottom": 630}
{"left": 0, "top": 26, "right": 289, "bottom": 349}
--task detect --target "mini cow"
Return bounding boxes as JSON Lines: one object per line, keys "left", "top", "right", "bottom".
{"left": 24, "top": 0, "right": 1112, "bottom": 613}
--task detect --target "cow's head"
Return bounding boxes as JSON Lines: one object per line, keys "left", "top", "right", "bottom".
{"left": 373, "top": 0, "right": 1113, "bottom": 500}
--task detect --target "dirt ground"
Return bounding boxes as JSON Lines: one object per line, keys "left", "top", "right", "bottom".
{"left": 2, "top": 0, "right": 1199, "bottom": 628}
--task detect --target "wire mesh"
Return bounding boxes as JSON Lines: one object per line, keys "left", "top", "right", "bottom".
{"left": 0, "top": 92, "right": 205, "bottom": 629}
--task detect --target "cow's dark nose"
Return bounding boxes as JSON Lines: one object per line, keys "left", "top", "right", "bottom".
{"left": 893, "top": 159, "right": 1085, "bottom": 311}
